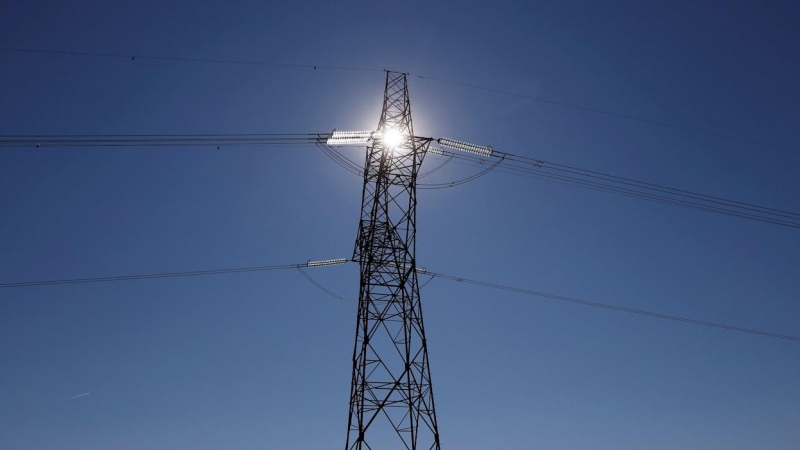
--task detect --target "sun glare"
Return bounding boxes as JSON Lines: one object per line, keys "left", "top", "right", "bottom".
{"left": 382, "top": 127, "right": 405, "bottom": 149}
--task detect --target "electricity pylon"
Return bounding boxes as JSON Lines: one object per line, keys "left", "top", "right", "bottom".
{"left": 327, "top": 72, "right": 493, "bottom": 449}
{"left": 345, "top": 71, "right": 441, "bottom": 450}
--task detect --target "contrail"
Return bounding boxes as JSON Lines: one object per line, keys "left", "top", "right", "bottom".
{"left": 66, "top": 392, "right": 90, "bottom": 400}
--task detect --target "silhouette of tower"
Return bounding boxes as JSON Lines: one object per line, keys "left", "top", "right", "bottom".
{"left": 346, "top": 71, "right": 441, "bottom": 450}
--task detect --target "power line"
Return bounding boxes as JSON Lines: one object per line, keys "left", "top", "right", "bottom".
{"left": 3, "top": 46, "right": 795, "bottom": 153}
{"left": 0, "top": 47, "right": 383, "bottom": 73}
{"left": 504, "top": 152, "right": 800, "bottom": 218}
{"left": 0, "top": 134, "right": 326, "bottom": 148}
{"left": 6, "top": 132, "right": 797, "bottom": 229}
{"left": 315, "top": 142, "right": 363, "bottom": 176}
{"left": 319, "top": 141, "right": 800, "bottom": 229}
{"left": 5, "top": 132, "right": 797, "bottom": 229}
{"left": 423, "top": 270, "right": 800, "bottom": 343}
{"left": 419, "top": 154, "right": 505, "bottom": 189}
{"left": 296, "top": 266, "right": 357, "bottom": 304}
{"left": 412, "top": 75, "right": 798, "bottom": 153}
{"left": 424, "top": 147, "right": 800, "bottom": 229}
{"left": 295, "top": 263, "right": 800, "bottom": 343}
{"left": 2, "top": 261, "right": 796, "bottom": 343}
{"left": 325, "top": 140, "right": 797, "bottom": 227}
{"left": 0, "top": 260, "right": 340, "bottom": 288}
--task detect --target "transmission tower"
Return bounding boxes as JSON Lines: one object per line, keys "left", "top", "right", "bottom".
{"left": 345, "top": 71, "right": 441, "bottom": 450}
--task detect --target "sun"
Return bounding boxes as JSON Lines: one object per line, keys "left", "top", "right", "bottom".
{"left": 381, "top": 127, "right": 405, "bottom": 149}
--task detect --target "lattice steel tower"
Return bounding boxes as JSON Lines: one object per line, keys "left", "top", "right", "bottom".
{"left": 346, "top": 71, "right": 441, "bottom": 450}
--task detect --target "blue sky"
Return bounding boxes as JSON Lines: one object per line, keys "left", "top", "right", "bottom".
{"left": 1, "top": 1, "right": 799, "bottom": 448}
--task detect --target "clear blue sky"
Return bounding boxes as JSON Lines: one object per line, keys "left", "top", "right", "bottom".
{"left": 1, "top": 1, "right": 799, "bottom": 448}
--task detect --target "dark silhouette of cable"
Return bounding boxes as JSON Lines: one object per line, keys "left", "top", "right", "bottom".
{"left": 0, "top": 47, "right": 383, "bottom": 73}
{"left": 432, "top": 153, "right": 778, "bottom": 221}
{"left": 419, "top": 155, "right": 504, "bottom": 189}
{"left": 297, "top": 268, "right": 435, "bottom": 304}
{"left": 419, "top": 273, "right": 437, "bottom": 290}
{"left": 1, "top": 133, "right": 320, "bottom": 137}
{"left": 315, "top": 142, "right": 363, "bottom": 176}
{"left": 3, "top": 260, "right": 793, "bottom": 342}
{"left": 3, "top": 46, "right": 794, "bottom": 152}
{"left": 425, "top": 148, "right": 800, "bottom": 229}
{"left": 315, "top": 142, "right": 493, "bottom": 188}
{"left": 296, "top": 266, "right": 357, "bottom": 304}
{"left": 419, "top": 154, "right": 454, "bottom": 179}
{"left": 494, "top": 159, "right": 800, "bottom": 228}
{"left": 292, "top": 262, "right": 800, "bottom": 343}
{"left": 6, "top": 133, "right": 797, "bottom": 228}
{"left": 413, "top": 75, "right": 798, "bottom": 153}
{"left": 0, "top": 263, "right": 306, "bottom": 288}
{"left": 456, "top": 147, "right": 800, "bottom": 219}
{"left": 0, "top": 134, "right": 325, "bottom": 148}
{"left": 423, "top": 270, "right": 800, "bottom": 342}
{"left": 503, "top": 152, "right": 800, "bottom": 219}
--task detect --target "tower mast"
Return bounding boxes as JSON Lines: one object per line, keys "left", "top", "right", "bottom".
{"left": 346, "top": 71, "right": 441, "bottom": 450}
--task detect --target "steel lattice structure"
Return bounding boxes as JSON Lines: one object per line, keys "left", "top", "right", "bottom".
{"left": 346, "top": 71, "right": 441, "bottom": 450}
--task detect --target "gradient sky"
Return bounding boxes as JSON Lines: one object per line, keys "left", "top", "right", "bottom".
{"left": 1, "top": 1, "right": 799, "bottom": 449}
